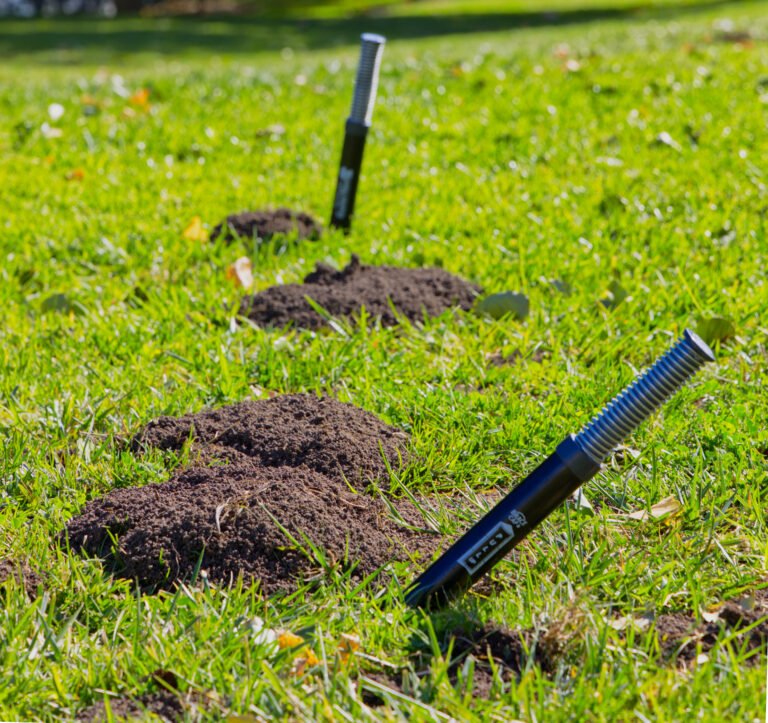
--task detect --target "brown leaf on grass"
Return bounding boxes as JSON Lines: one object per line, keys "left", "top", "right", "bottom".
{"left": 226, "top": 257, "right": 254, "bottom": 290}
{"left": 291, "top": 647, "right": 320, "bottom": 676}
{"left": 338, "top": 633, "right": 360, "bottom": 663}
{"left": 66, "top": 168, "right": 85, "bottom": 181}
{"left": 627, "top": 495, "right": 682, "bottom": 521}
{"left": 183, "top": 216, "right": 209, "bottom": 242}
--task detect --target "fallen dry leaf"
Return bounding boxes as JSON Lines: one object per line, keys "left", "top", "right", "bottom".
{"left": 628, "top": 495, "right": 682, "bottom": 521}
{"left": 607, "top": 615, "right": 651, "bottom": 632}
{"left": 129, "top": 88, "right": 151, "bottom": 109}
{"left": 289, "top": 646, "right": 320, "bottom": 676}
{"left": 226, "top": 257, "right": 254, "bottom": 290}
{"left": 338, "top": 633, "right": 360, "bottom": 663}
{"left": 183, "top": 216, "right": 209, "bottom": 242}
{"left": 277, "top": 631, "right": 303, "bottom": 649}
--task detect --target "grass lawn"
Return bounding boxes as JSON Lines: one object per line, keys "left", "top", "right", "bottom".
{"left": 0, "top": 0, "right": 766, "bottom": 719}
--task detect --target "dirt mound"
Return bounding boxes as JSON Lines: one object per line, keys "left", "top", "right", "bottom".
{"left": 0, "top": 558, "right": 43, "bottom": 598}
{"left": 78, "top": 691, "right": 183, "bottom": 722}
{"left": 67, "top": 395, "right": 438, "bottom": 594}
{"left": 132, "top": 394, "right": 408, "bottom": 491}
{"left": 210, "top": 208, "right": 322, "bottom": 243}
{"left": 66, "top": 461, "right": 434, "bottom": 593}
{"left": 240, "top": 255, "right": 480, "bottom": 330}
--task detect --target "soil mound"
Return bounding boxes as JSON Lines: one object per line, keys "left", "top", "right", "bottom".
{"left": 65, "top": 461, "right": 433, "bottom": 593}
{"left": 0, "top": 558, "right": 42, "bottom": 598}
{"left": 78, "top": 692, "right": 182, "bottom": 722}
{"left": 240, "top": 255, "right": 480, "bottom": 330}
{"left": 132, "top": 394, "right": 408, "bottom": 490}
{"left": 210, "top": 208, "right": 322, "bottom": 243}
{"left": 67, "top": 394, "right": 437, "bottom": 594}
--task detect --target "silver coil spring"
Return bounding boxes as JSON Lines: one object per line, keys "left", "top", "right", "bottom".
{"left": 350, "top": 34, "right": 386, "bottom": 125}
{"left": 574, "top": 330, "right": 715, "bottom": 463}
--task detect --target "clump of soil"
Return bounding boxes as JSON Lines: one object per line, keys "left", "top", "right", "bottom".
{"left": 78, "top": 691, "right": 183, "bottom": 722}
{"left": 359, "top": 671, "right": 406, "bottom": 708}
{"left": 443, "top": 624, "right": 552, "bottom": 697}
{"left": 360, "top": 622, "right": 552, "bottom": 706}
{"left": 0, "top": 558, "right": 43, "bottom": 599}
{"left": 487, "top": 348, "right": 548, "bottom": 367}
{"left": 131, "top": 394, "right": 408, "bottom": 491}
{"left": 66, "top": 394, "right": 438, "bottom": 594}
{"left": 65, "top": 462, "right": 433, "bottom": 593}
{"left": 656, "top": 590, "right": 768, "bottom": 664}
{"left": 210, "top": 208, "right": 322, "bottom": 243}
{"left": 240, "top": 255, "right": 480, "bottom": 330}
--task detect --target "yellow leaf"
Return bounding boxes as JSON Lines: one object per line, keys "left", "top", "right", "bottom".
{"left": 290, "top": 647, "right": 319, "bottom": 676}
{"left": 628, "top": 495, "right": 682, "bottom": 521}
{"left": 226, "top": 257, "right": 254, "bottom": 290}
{"left": 183, "top": 216, "right": 209, "bottom": 242}
{"left": 129, "top": 88, "right": 151, "bottom": 109}
{"left": 277, "top": 631, "right": 303, "bottom": 649}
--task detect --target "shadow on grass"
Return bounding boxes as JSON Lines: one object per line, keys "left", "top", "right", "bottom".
{"left": 0, "top": 0, "right": 755, "bottom": 64}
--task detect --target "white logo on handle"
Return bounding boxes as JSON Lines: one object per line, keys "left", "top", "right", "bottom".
{"left": 457, "top": 510, "right": 528, "bottom": 575}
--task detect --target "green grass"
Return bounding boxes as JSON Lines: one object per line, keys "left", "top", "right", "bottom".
{"left": 1, "top": 1, "right": 767, "bottom": 720}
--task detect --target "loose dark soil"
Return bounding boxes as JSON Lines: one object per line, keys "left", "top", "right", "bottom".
{"left": 78, "top": 692, "right": 183, "bottom": 722}
{"left": 65, "top": 461, "right": 434, "bottom": 593}
{"left": 0, "top": 558, "right": 42, "bottom": 598}
{"left": 210, "top": 208, "right": 322, "bottom": 243}
{"left": 361, "top": 622, "right": 552, "bottom": 706}
{"left": 240, "top": 255, "right": 480, "bottom": 330}
{"left": 359, "top": 671, "right": 405, "bottom": 707}
{"left": 444, "top": 624, "right": 552, "bottom": 697}
{"left": 67, "top": 394, "right": 438, "bottom": 594}
{"left": 131, "top": 393, "right": 408, "bottom": 491}
{"left": 656, "top": 590, "right": 768, "bottom": 664}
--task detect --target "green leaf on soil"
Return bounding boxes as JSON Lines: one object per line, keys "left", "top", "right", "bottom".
{"left": 599, "top": 280, "right": 628, "bottom": 309}
{"left": 475, "top": 291, "right": 529, "bottom": 321}
{"left": 41, "top": 293, "right": 85, "bottom": 315}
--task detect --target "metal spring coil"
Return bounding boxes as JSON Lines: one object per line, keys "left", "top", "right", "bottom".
{"left": 574, "top": 330, "right": 714, "bottom": 463}
{"left": 349, "top": 34, "right": 386, "bottom": 125}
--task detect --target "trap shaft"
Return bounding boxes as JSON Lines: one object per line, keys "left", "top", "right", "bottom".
{"left": 405, "top": 330, "right": 715, "bottom": 609}
{"left": 330, "top": 33, "right": 385, "bottom": 231}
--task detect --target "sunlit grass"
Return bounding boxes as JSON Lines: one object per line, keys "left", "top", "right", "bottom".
{"left": 0, "top": 1, "right": 766, "bottom": 719}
